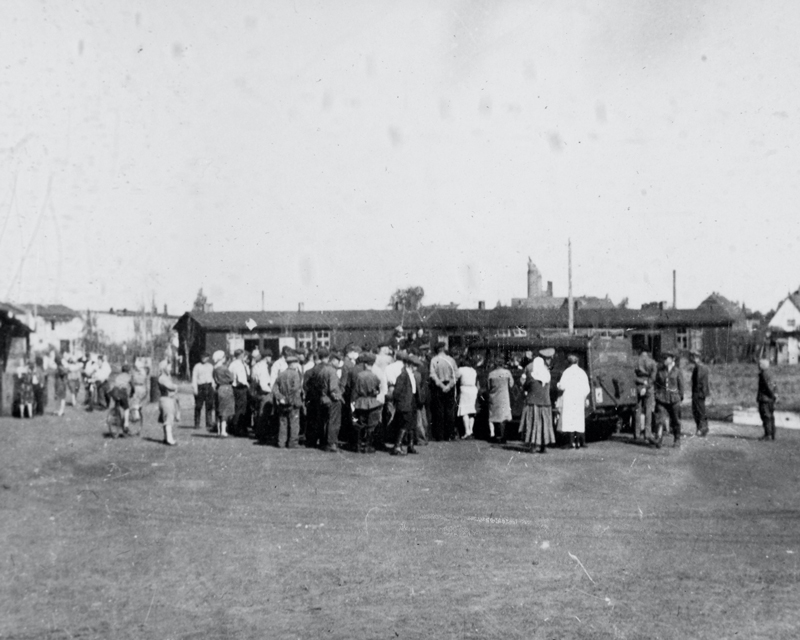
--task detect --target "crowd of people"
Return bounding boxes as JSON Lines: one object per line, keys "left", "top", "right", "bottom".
{"left": 183, "top": 336, "right": 601, "bottom": 456}
{"left": 10, "top": 333, "right": 782, "bottom": 451}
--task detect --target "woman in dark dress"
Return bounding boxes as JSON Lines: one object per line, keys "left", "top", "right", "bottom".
{"left": 16, "top": 360, "right": 34, "bottom": 418}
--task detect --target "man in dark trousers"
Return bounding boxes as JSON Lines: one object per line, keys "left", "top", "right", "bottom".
{"left": 634, "top": 347, "right": 657, "bottom": 441}
{"left": 429, "top": 343, "right": 458, "bottom": 441}
{"left": 272, "top": 355, "right": 304, "bottom": 449}
{"left": 757, "top": 358, "right": 778, "bottom": 441}
{"left": 689, "top": 350, "right": 710, "bottom": 437}
{"left": 391, "top": 354, "right": 422, "bottom": 456}
{"left": 654, "top": 351, "right": 684, "bottom": 448}
{"left": 306, "top": 348, "right": 343, "bottom": 452}
{"left": 350, "top": 352, "right": 382, "bottom": 453}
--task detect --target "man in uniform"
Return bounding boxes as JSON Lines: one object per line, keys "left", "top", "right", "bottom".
{"left": 654, "top": 351, "right": 684, "bottom": 448}
{"left": 633, "top": 347, "right": 657, "bottom": 442}
{"left": 305, "top": 348, "right": 343, "bottom": 452}
{"left": 757, "top": 358, "right": 778, "bottom": 441}
{"left": 689, "top": 350, "right": 710, "bottom": 437}
{"left": 350, "top": 352, "right": 382, "bottom": 453}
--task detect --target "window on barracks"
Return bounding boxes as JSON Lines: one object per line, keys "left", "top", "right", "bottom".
{"left": 315, "top": 330, "right": 330, "bottom": 348}
{"left": 495, "top": 328, "right": 512, "bottom": 338}
{"left": 297, "top": 331, "right": 313, "bottom": 350}
{"left": 676, "top": 328, "right": 689, "bottom": 350}
{"left": 690, "top": 329, "right": 703, "bottom": 353}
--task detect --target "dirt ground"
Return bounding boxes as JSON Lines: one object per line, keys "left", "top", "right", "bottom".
{"left": 2, "top": 391, "right": 800, "bottom": 640}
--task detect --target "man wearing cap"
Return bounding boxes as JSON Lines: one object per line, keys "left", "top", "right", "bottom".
{"left": 429, "top": 343, "right": 458, "bottom": 441}
{"left": 633, "top": 347, "right": 657, "bottom": 442}
{"left": 273, "top": 355, "right": 304, "bottom": 448}
{"left": 351, "top": 352, "right": 382, "bottom": 453}
{"left": 689, "top": 350, "right": 710, "bottom": 437}
{"left": 757, "top": 358, "right": 778, "bottom": 441}
{"left": 191, "top": 352, "right": 216, "bottom": 431}
{"left": 228, "top": 349, "right": 250, "bottom": 437}
{"left": 340, "top": 344, "right": 361, "bottom": 447}
{"left": 654, "top": 351, "right": 685, "bottom": 448}
{"left": 305, "top": 348, "right": 343, "bottom": 451}
{"left": 391, "top": 353, "right": 422, "bottom": 455}
{"left": 520, "top": 348, "right": 556, "bottom": 453}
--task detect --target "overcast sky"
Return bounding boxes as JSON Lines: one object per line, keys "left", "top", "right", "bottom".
{"left": 1, "top": 0, "right": 798, "bottom": 314}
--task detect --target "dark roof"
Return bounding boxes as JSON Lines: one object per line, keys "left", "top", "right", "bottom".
{"left": 787, "top": 291, "right": 800, "bottom": 313}
{"left": 20, "top": 303, "right": 80, "bottom": 321}
{"left": 697, "top": 293, "right": 745, "bottom": 320}
{"left": 177, "top": 305, "right": 734, "bottom": 332}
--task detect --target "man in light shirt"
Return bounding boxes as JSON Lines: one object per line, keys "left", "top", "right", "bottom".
{"left": 191, "top": 352, "right": 216, "bottom": 431}
{"left": 228, "top": 349, "right": 250, "bottom": 436}
{"left": 429, "top": 343, "right": 458, "bottom": 441}
{"left": 93, "top": 354, "right": 112, "bottom": 409}
{"left": 251, "top": 348, "right": 274, "bottom": 442}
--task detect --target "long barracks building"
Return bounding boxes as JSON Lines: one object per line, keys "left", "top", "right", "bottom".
{"left": 174, "top": 304, "right": 736, "bottom": 376}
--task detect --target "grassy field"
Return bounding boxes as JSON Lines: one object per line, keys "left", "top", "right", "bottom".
{"left": 2, "top": 389, "right": 800, "bottom": 640}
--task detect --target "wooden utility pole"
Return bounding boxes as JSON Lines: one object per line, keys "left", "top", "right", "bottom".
{"left": 568, "top": 239, "right": 574, "bottom": 335}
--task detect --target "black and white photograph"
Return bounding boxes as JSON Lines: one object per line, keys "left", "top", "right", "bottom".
{"left": 1, "top": 1, "right": 799, "bottom": 638}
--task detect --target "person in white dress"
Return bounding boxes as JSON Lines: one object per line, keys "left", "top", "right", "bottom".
{"left": 456, "top": 357, "right": 479, "bottom": 439}
{"left": 557, "top": 354, "right": 591, "bottom": 449}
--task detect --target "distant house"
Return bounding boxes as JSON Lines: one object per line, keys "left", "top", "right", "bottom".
{"left": 509, "top": 259, "right": 617, "bottom": 310}
{"left": 19, "top": 304, "right": 84, "bottom": 354}
{"left": 696, "top": 293, "right": 748, "bottom": 332}
{"left": 86, "top": 308, "right": 180, "bottom": 351}
{"left": 767, "top": 289, "right": 800, "bottom": 364}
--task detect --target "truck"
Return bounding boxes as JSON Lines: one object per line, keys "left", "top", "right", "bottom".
{"left": 469, "top": 334, "right": 637, "bottom": 440}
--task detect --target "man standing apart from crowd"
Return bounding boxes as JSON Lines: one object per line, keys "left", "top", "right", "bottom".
{"left": 520, "top": 348, "right": 556, "bottom": 453}
{"left": 557, "top": 354, "right": 591, "bottom": 449}
{"left": 192, "top": 353, "right": 216, "bottom": 431}
{"left": 757, "top": 358, "right": 777, "bottom": 441}
{"left": 429, "top": 343, "right": 458, "bottom": 441}
{"left": 273, "top": 355, "right": 303, "bottom": 448}
{"left": 634, "top": 348, "right": 657, "bottom": 441}
{"left": 228, "top": 349, "right": 250, "bottom": 437}
{"left": 689, "top": 350, "right": 710, "bottom": 437}
{"left": 487, "top": 358, "right": 514, "bottom": 443}
{"left": 654, "top": 351, "right": 684, "bottom": 448}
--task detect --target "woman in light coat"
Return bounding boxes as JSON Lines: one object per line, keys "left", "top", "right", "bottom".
{"left": 557, "top": 354, "right": 591, "bottom": 449}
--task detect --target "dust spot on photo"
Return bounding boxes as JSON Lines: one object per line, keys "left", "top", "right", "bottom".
{"left": 595, "top": 102, "right": 607, "bottom": 124}
{"left": 172, "top": 42, "right": 184, "bottom": 59}
{"left": 300, "top": 255, "right": 315, "bottom": 287}
{"left": 388, "top": 126, "right": 403, "bottom": 148}
{"left": 548, "top": 132, "right": 564, "bottom": 152}
{"left": 479, "top": 95, "right": 492, "bottom": 117}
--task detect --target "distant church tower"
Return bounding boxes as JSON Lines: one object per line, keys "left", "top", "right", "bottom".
{"left": 527, "top": 257, "right": 543, "bottom": 298}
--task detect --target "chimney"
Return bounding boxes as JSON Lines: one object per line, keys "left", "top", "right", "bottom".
{"left": 547, "top": 281, "right": 553, "bottom": 297}
{"left": 298, "top": 302, "right": 305, "bottom": 312}
{"left": 478, "top": 301, "right": 485, "bottom": 310}
{"left": 163, "top": 304, "right": 168, "bottom": 316}
{"left": 672, "top": 269, "right": 677, "bottom": 309}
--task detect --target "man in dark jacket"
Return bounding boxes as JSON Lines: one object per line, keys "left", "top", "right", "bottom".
{"left": 690, "top": 350, "right": 710, "bottom": 437}
{"left": 306, "top": 349, "right": 343, "bottom": 452}
{"left": 273, "top": 355, "right": 304, "bottom": 449}
{"left": 654, "top": 351, "right": 684, "bottom": 448}
{"left": 391, "top": 354, "right": 422, "bottom": 456}
{"left": 757, "top": 359, "right": 778, "bottom": 441}
{"left": 351, "top": 352, "right": 382, "bottom": 453}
